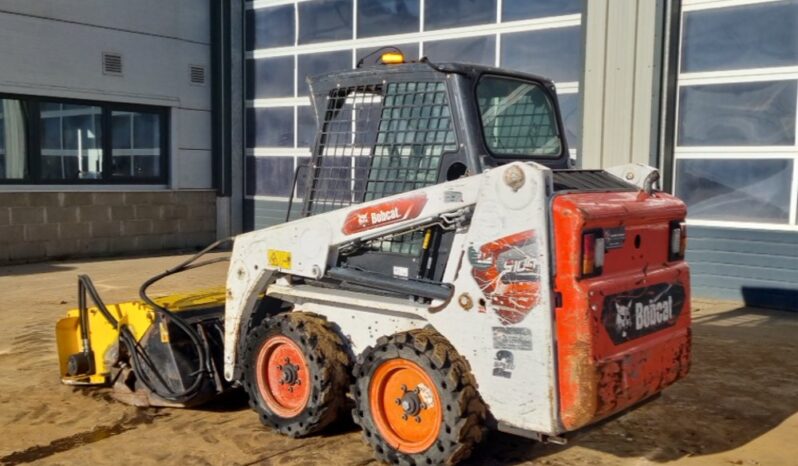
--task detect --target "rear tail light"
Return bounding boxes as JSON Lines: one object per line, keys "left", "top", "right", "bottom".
{"left": 669, "top": 220, "right": 686, "bottom": 261}
{"left": 581, "top": 230, "right": 605, "bottom": 278}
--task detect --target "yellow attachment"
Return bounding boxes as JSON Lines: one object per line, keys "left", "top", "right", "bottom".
{"left": 56, "top": 288, "right": 227, "bottom": 386}
{"left": 381, "top": 51, "right": 404, "bottom": 65}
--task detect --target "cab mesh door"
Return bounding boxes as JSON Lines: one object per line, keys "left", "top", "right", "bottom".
{"left": 301, "top": 80, "right": 457, "bottom": 256}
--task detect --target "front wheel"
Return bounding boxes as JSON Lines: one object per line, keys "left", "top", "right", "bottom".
{"left": 242, "top": 312, "right": 351, "bottom": 437}
{"left": 352, "top": 329, "right": 487, "bottom": 465}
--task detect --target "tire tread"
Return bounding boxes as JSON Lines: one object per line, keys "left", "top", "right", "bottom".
{"left": 241, "top": 312, "right": 351, "bottom": 437}
{"left": 351, "top": 328, "right": 486, "bottom": 465}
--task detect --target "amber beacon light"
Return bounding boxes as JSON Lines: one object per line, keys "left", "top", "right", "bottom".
{"left": 380, "top": 51, "right": 405, "bottom": 64}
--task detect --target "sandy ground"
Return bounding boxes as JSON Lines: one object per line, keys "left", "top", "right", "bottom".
{"left": 0, "top": 252, "right": 796, "bottom": 466}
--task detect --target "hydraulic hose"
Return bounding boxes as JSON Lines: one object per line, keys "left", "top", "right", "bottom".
{"left": 129, "top": 237, "right": 234, "bottom": 403}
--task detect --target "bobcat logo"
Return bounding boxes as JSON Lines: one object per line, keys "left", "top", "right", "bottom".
{"left": 615, "top": 301, "right": 633, "bottom": 337}
{"left": 601, "top": 283, "right": 686, "bottom": 344}
{"left": 356, "top": 213, "right": 369, "bottom": 227}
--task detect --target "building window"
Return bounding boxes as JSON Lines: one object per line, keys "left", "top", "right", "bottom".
{"left": 501, "top": 26, "right": 583, "bottom": 83}
{"left": 502, "top": 0, "right": 582, "bottom": 21}
{"left": 677, "top": 81, "right": 796, "bottom": 147}
{"left": 425, "top": 0, "right": 497, "bottom": 31}
{"left": 298, "top": 0, "right": 353, "bottom": 45}
{"left": 424, "top": 36, "right": 496, "bottom": 66}
{"left": 245, "top": 4, "right": 295, "bottom": 51}
{"left": 0, "top": 98, "right": 29, "bottom": 180}
{"left": 675, "top": 0, "right": 798, "bottom": 228}
{"left": 675, "top": 158, "right": 793, "bottom": 223}
{"left": 40, "top": 103, "right": 104, "bottom": 181}
{"left": 111, "top": 110, "right": 163, "bottom": 179}
{"left": 357, "top": 0, "right": 419, "bottom": 38}
{"left": 0, "top": 94, "right": 168, "bottom": 184}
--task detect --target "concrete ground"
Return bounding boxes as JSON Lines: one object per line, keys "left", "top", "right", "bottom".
{"left": 0, "top": 253, "right": 796, "bottom": 466}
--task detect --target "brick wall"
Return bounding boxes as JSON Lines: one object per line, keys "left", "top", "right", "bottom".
{"left": 0, "top": 190, "right": 216, "bottom": 264}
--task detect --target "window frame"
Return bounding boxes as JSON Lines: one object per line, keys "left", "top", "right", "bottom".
{"left": 473, "top": 73, "right": 567, "bottom": 160}
{"left": 673, "top": 0, "right": 798, "bottom": 230}
{"left": 0, "top": 92, "right": 169, "bottom": 185}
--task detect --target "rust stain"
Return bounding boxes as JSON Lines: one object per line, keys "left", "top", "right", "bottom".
{"left": 564, "top": 338, "right": 598, "bottom": 428}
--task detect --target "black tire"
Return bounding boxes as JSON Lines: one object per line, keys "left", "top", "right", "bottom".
{"left": 241, "top": 311, "right": 351, "bottom": 437}
{"left": 352, "top": 328, "right": 487, "bottom": 465}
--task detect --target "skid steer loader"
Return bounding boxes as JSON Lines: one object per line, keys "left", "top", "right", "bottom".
{"left": 56, "top": 51, "right": 691, "bottom": 465}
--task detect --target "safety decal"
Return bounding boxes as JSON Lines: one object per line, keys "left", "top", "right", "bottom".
{"left": 267, "top": 249, "right": 292, "bottom": 269}
{"left": 602, "top": 282, "right": 686, "bottom": 345}
{"left": 493, "top": 350, "right": 515, "bottom": 379}
{"left": 341, "top": 194, "right": 428, "bottom": 235}
{"left": 604, "top": 227, "right": 626, "bottom": 249}
{"left": 492, "top": 327, "right": 532, "bottom": 351}
{"left": 468, "top": 229, "right": 540, "bottom": 325}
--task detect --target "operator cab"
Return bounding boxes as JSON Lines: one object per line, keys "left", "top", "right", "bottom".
{"left": 303, "top": 52, "right": 570, "bottom": 199}
{"left": 294, "top": 51, "right": 627, "bottom": 284}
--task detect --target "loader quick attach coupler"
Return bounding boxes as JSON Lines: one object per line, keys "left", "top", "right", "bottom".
{"left": 112, "top": 311, "right": 226, "bottom": 408}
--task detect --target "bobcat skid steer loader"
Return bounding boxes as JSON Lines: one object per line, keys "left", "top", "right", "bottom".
{"left": 57, "top": 52, "right": 690, "bottom": 465}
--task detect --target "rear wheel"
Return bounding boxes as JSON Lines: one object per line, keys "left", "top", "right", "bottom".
{"left": 242, "top": 312, "right": 350, "bottom": 437}
{"left": 352, "top": 329, "right": 487, "bottom": 465}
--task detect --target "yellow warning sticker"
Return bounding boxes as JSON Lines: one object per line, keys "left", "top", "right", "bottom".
{"left": 267, "top": 249, "right": 292, "bottom": 269}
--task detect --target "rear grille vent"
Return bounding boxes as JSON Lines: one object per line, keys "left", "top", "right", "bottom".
{"left": 189, "top": 65, "right": 206, "bottom": 85}
{"left": 102, "top": 52, "right": 123, "bottom": 76}
{"left": 552, "top": 170, "right": 637, "bottom": 192}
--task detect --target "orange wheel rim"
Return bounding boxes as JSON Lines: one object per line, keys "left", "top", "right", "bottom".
{"left": 255, "top": 335, "right": 310, "bottom": 418}
{"left": 369, "top": 359, "right": 442, "bottom": 454}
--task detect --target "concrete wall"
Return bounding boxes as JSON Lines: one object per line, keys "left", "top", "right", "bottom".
{"left": 580, "top": 0, "right": 666, "bottom": 170}
{"left": 0, "top": 190, "right": 216, "bottom": 263}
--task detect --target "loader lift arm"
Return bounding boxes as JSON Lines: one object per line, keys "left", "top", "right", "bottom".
{"left": 223, "top": 172, "right": 485, "bottom": 380}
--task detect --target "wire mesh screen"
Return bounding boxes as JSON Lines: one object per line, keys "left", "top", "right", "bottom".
{"left": 303, "top": 80, "right": 457, "bottom": 256}
{"left": 303, "top": 84, "right": 383, "bottom": 215}
{"left": 365, "top": 81, "right": 457, "bottom": 201}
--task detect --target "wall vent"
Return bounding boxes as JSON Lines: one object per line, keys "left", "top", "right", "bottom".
{"left": 189, "top": 65, "right": 206, "bottom": 85}
{"left": 102, "top": 52, "right": 123, "bottom": 76}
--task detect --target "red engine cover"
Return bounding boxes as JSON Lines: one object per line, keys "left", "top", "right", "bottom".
{"left": 552, "top": 191, "right": 691, "bottom": 431}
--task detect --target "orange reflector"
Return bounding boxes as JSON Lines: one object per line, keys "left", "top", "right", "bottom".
{"left": 381, "top": 52, "right": 405, "bottom": 64}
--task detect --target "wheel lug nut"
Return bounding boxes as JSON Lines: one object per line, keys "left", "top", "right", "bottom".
{"left": 277, "top": 365, "right": 283, "bottom": 370}
{"left": 395, "top": 398, "right": 402, "bottom": 405}
{"left": 401, "top": 414, "right": 408, "bottom": 421}
{"left": 415, "top": 416, "right": 422, "bottom": 423}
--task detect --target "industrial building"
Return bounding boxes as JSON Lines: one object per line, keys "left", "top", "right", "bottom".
{"left": 1, "top": 0, "right": 796, "bottom": 309}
